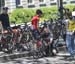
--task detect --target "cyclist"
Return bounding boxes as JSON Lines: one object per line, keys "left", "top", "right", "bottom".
{"left": 31, "top": 9, "right": 43, "bottom": 40}
{"left": 31, "top": 9, "right": 43, "bottom": 52}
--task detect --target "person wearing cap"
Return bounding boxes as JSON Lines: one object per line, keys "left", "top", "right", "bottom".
{"left": 0, "top": 7, "right": 10, "bottom": 30}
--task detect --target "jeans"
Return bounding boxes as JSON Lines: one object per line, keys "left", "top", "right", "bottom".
{"left": 66, "top": 34, "right": 75, "bottom": 56}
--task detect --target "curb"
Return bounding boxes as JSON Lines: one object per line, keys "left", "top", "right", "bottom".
{"left": 0, "top": 51, "right": 30, "bottom": 61}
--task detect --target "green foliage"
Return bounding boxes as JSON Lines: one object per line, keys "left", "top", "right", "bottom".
{"left": 40, "top": 6, "right": 58, "bottom": 19}
{"left": 10, "top": 8, "right": 35, "bottom": 24}
{"left": 10, "top": 4, "right": 75, "bottom": 23}
{"left": 64, "top": 4, "right": 75, "bottom": 11}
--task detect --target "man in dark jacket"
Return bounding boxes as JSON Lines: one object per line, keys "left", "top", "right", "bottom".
{"left": 0, "top": 7, "right": 10, "bottom": 30}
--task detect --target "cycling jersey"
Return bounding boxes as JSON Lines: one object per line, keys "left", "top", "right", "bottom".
{"left": 31, "top": 15, "right": 39, "bottom": 30}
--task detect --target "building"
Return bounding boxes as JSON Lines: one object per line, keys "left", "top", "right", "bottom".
{"left": 0, "top": 0, "right": 75, "bottom": 13}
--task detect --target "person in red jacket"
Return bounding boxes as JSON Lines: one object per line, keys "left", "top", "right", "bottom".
{"left": 31, "top": 9, "right": 43, "bottom": 40}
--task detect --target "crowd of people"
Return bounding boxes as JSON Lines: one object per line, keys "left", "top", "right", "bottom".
{"left": 31, "top": 8, "right": 75, "bottom": 59}
{"left": 0, "top": 7, "right": 75, "bottom": 59}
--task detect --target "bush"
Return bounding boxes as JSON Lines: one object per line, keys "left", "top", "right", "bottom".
{"left": 64, "top": 4, "right": 75, "bottom": 11}
{"left": 10, "top": 4, "right": 75, "bottom": 24}
{"left": 10, "top": 8, "right": 35, "bottom": 24}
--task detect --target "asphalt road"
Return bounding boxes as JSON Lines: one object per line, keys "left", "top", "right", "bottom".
{"left": 0, "top": 52, "right": 75, "bottom": 64}
{"left": 0, "top": 37, "right": 74, "bottom": 64}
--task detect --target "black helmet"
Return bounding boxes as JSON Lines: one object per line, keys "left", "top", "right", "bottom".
{"left": 36, "top": 9, "right": 43, "bottom": 15}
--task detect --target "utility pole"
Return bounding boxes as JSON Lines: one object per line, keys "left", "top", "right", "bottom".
{"left": 57, "top": 0, "right": 64, "bottom": 36}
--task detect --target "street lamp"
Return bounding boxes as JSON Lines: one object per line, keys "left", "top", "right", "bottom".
{"left": 57, "top": 0, "right": 63, "bottom": 20}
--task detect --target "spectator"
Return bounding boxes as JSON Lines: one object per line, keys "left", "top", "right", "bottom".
{"left": 0, "top": 7, "right": 10, "bottom": 30}
{"left": 73, "top": 7, "right": 75, "bottom": 11}
{"left": 64, "top": 8, "right": 72, "bottom": 19}
{"left": 65, "top": 11, "right": 75, "bottom": 60}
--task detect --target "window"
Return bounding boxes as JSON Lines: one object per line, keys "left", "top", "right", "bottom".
{"left": 50, "top": 0, "right": 54, "bottom": 1}
{"left": 50, "top": 3, "right": 56, "bottom": 5}
{"left": 16, "top": 0, "right": 20, "bottom": 6}
{"left": 0, "top": 0, "right": 5, "bottom": 12}
{"left": 28, "top": 0, "right": 33, "bottom": 3}
{"left": 0, "top": 0, "right": 5, "bottom": 7}
{"left": 28, "top": 5, "right": 35, "bottom": 8}
{"left": 39, "top": 0, "right": 44, "bottom": 2}
{"left": 39, "top": 0, "right": 45, "bottom": 6}
{"left": 40, "top": 4, "right": 46, "bottom": 7}
{"left": 70, "top": 1, "right": 75, "bottom": 3}
{"left": 63, "top": 2, "right": 66, "bottom": 4}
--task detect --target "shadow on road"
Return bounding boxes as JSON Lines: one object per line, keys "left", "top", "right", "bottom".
{"left": 59, "top": 55, "right": 75, "bottom": 61}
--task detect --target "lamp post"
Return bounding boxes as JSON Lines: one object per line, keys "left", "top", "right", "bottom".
{"left": 57, "top": 0, "right": 63, "bottom": 20}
